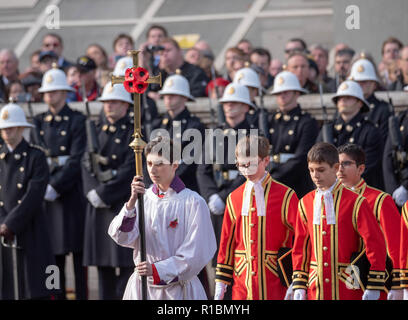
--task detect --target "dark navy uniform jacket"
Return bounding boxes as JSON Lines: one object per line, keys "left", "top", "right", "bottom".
{"left": 0, "top": 139, "right": 55, "bottom": 299}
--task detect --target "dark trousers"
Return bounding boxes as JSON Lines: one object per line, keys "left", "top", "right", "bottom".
{"left": 97, "top": 266, "right": 133, "bottom": 300}
{"left": 54, "top": 252, "right": 87, "bottom": 300}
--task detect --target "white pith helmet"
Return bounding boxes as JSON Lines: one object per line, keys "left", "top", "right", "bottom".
{"left": 38, "top": 65, "right": 75, "bottom": 93}
{"left": 349, "top": 58, "right": 379, "bottom": 83}
{"left": 233, "top": 67, "right": 261, "bottom": 90}
{"left": 0, "top": 103, "right": 34, "bottom": 129}
{"left": 270, "top": 71, "right": 308, "bottom": 95}
{"left": 112, "top": 56, "right": 133, "bottom": 77}
{"left": 219, "top": 82, "right": 255, "bottom": 109}
{"left": 98, "top": 81, "right": 133, "bottom": 104}
{"left": 332, "top": 80, "right": 370, "bottom": 112}
{"left": 158, "top": 73, "right": 195, "bottom": 101}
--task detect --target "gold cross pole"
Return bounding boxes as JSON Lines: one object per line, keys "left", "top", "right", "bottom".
{"left": 111, "top": 50, "right": 161, "bottom": 300}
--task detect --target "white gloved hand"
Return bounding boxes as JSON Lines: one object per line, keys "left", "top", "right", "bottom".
{"left": 214, "top": 282, "right": 227, "bottom": 300}
{"left": 392, "top": 185, "right": 408, "bottom": 207}
{"left": 44, "top": 184, "right": 60, "bottom": 201}
{"left": 284, "top": 283, "right": 294, "bottom": 300}
{"left": 362, "top": 289, "right": 380, "bottom": 300}
{"left": 404, "top": 288, "right": 408, "bottom": 300}
{"left": 387, "top": 289, "right": 404, "bottom": 300}
{"left": 293, "top": 289, "right": 306, "bottom": 300}
{"left": 208, "top": 194, "right": 225, "bottom": 215}
{"left": 87, "top": 189, "right": 109, "bottom": 208}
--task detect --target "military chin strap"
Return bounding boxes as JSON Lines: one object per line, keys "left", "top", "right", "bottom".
{"left": 1, "top": 236, "right": 22, "bottom": 300}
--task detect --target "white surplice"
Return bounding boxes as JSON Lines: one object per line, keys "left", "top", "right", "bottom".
{"left": 108, "top": 187, "right": 217, "bottom": 300}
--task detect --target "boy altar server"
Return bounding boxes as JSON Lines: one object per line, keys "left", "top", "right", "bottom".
{"left": 108, "top": 136, "right": 216, "bottom": 299}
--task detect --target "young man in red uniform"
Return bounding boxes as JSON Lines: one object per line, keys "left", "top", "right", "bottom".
{"left": 215, "top": 135, "right": 298, "bottom": 300}
{"left": 292, "top": 142, "right": 387, "bottom": 300}
{"left": 401, "top": 201, "right": 408, "bottom": 300}
{"left": 337, "top": 143, "right": 403, "bottom": 300}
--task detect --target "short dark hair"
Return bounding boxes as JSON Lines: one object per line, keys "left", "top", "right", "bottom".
{"left": 144, "top": 136, "right": 180, "bottom": 164}
{"left": 250, "top": 47, "right": 272, "bottom": 63}
{"left": 113, "top": 33, "right": 134, "bottom": 50}
{"left": 43, "top": 33, "right": 63, "bottom": 46}
{"left": 336, "top": 48, "right": 355, "bottom": 58}
{"left": 307, "top": 142, "right": 339, "bottom": 167}
{"left": 287, "top": 51, "right": 309, "bottom": 63}
{"left": 337, "top": 144, "right": 365, "bottom": 166}
{"left": 288, "top": 38, "right": 307, "bottom": 50}
{"left": 146, "top": 24, "right": 168, "bottom": 39}
{"left": 161, "top": 37, "right": 181, "bottom": 50}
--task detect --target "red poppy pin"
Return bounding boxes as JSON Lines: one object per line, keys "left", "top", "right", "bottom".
{"left": 169, "top": 218, "right": 178, "bottom": 229}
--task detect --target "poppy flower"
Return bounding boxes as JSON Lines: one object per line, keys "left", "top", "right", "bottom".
{"left": 169, "top": 218, "right": 178, "bottom": 228}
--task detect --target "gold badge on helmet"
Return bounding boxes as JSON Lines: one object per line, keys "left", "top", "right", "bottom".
{"left": 238, "top": 73, "right": 244, "bottom": 80}
{"left": 227, "top": 86, "right": 235, "bottom": 95}
{"left": 107, "top": 85, "right": 114, "bottom": 93}
{"left": 46, "top": 74, "right": 54, "bottom": 83}
{"left": 1, "top": 110, "right": 9, "bottom": 120}
{"left": 277, "top": 77, "right": 284, "bottom": 85}
{"left": 357, "top": 65, "right": 365, "bottom": 73}
{"left": 120, "top": 61, "right": 126, "bottom": 70}
{"left": 166, "top": 79, "right": 173, "bottom": 88}
{"left": 340, "top": 83, "right": 348, "bottom": 91}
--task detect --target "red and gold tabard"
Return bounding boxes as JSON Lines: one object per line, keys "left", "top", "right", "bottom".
{"left": 292, "top": 180, "right": 387, "bottom": 300}
{"left": 353, "top": 179, "right": 402, "bottom": 293}
{"left": 401, "top": 201, "right": 408, "bottom": 288}
{"left": 215, "top": 173, "right": 298, "bottom": 300}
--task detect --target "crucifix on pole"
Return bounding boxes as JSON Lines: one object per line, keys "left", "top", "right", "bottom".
{"left": 111, "top": 50, "right": 161, "bottom": 300}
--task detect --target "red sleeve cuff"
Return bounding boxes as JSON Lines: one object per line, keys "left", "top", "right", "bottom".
{"left": 152, "top": 264, "right": 161, "bottom": 285}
